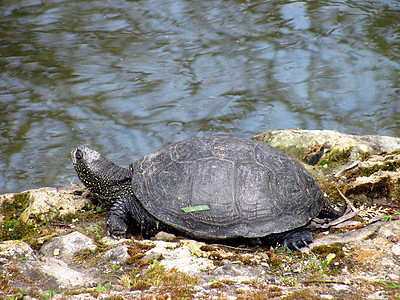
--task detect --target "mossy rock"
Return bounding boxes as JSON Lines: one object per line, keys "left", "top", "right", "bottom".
{"left": 253, "top": 129, "right": 400, "bottom": 165}
{"left": 4, "top": 186, "right": 91, "bottom": 224}
{"left": 253, "top": 129, "right": 400, "bottom": 180}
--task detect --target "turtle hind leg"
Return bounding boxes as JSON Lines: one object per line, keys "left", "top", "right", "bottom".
{"left": 282, "top": 228, "right": 313, "bottom": 251}
{"left": 317, "top": 200, "right": 347, "bottom": 219}
{"left": 318, "top": 189, "right": 359, "bottom": 228}
{"left": 264, "top": 227, "right": 313, "bottom": 251}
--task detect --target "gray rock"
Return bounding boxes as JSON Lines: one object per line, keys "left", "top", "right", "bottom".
{"left": 103, "top": 244, "right": 130, "bottom": 264}
{"left": 210, "top": 260, "right": 265, "bottom": 281}
{"left": 367, "top": 291, "right": 388, "bottom": 300}
{"left": 40, "top": 231, "right": 96, "bottom": 261}
{"left": 0, "top": 240, "right": 36, "bottom": 260}
{"left": 332, "top": 283, "right": 350, "bottom": 292}
{"left": 148, "top": 240, "right": 215, "bottom": 276}
{"left": 18, "top": 258, "right": 97, "bottom": 290}
{"left": 308, "top": 221, "right": 382, "bottom": 249}
{"left": 101, "top": 236, "right": 131, "bottom": 246}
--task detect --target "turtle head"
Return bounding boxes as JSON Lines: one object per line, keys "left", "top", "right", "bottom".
{"left": 71, "top": 145, "right": 132, "bottom": 201}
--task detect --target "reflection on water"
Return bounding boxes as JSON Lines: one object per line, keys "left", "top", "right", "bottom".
{"left": 1, "top": 0, "right": 400, "bottom": 193}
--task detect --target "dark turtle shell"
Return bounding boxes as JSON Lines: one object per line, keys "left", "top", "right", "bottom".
{"left": 130, "top": 136, "right": 323, "bottom": 240}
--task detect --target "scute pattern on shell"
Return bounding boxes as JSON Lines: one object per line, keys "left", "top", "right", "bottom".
{"left": 130, "top": 136, "right": 323, "bottom": 240}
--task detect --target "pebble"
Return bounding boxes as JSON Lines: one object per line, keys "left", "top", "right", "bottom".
{"left": 333, "top": 284, "right": 350, "bottom": 292}
{"left": 367, "top": 291, "right": 388, "bottom": 300}
{"left": 391, "top": 243, "right": 400, "bottom": 256}
{"left": 153, "top": 231, "right": 177, "bottom": 241}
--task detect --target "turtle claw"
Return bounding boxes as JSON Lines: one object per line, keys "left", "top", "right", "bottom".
{"left": 106, "top": 216, "right": 128, "bottom": 238}
{"left": 283, "top": 229, "right": 313, "bottom": 251}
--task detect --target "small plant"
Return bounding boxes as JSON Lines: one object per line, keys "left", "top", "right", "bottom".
{"left": 146, "top": 254, "right": 163, "bottom": 267}
{"left": 383, "top": 212, "right": 400, "bottom": 222}
{"left": 6, "top": 293, "right": 25, "bottom": 300}
{"left": 93, "top": 226, "right": 101, "bottom": 239}
{"left": 119, "top": 274, "right": 132, "bottom": 290}
{"left": 153, "top": 274, "right": 165, "bottom": 287}
{"left": 253, "top": 270, "right": 264, "bottom": 284}
{"left": 40, "top": 290, "right": 55, "bottom": 300}
{"left": 380, "top": 280, "right": 400, "bottom": 289}
{"left": 321, "top": 253, "right": 336, "bottom": 270}
{"left": 302, "top": 256, "right": 318, "bottom": 270}
{"left": 280, "top": 275, "right": 298, "bottom": 287}
{"left": 383, "top": 214, "right": 393, "bottom": 222}
{"left": 96, "top": 281, "right": 112, "bottom": 293}
{"left": 278, "top": 245, "right": 291, "bottom": 257}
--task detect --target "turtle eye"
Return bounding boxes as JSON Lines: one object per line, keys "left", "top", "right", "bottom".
{"left": 75, "top": 149, "right": 83, "bottom": 160}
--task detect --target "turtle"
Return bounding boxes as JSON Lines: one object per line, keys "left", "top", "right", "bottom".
{"left": 71, "top": 135, "right": 344, "bottom": 250}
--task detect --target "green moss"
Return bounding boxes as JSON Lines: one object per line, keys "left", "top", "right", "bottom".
{"left": 311, "top": 243, "right": 345, "bottom": 258}
{"left": 126, "top": 253, "right": 146, "bottom": 265}
{"left": 209, "top": 281, "right": 225, "bottom": 289}
{"left": 236, "top": 286, "right": 283, "bottom": 299}
{"left": 360, "top": 168, "right": 374, "bottom": 177}
{"left": 282, "top": 290, "right": 322, "bottom": 299}
{"left": 266, "top": 251, "right": 284, "bottom": 270}
{"left": 208, "top": 251, "right": 223, "bottom": 261}
{"left": 12, "top": 192, "right": 30, "bottom": 206}
{"left": 318, "top": 159, "right": 332, "bottom": 168}
{"left": 311, "top": 243, "right": 346, "bottom": 276}
{"left": 1, "top": 192, "right": 30, "bottom": 221}
{"left": 199, "top": 244, "right": 217, "bottom": 252}
{"left": 220, "top": 278, "right": 236, "bottom": 285}
{"left": 2, "top": 219, "right": 36, "bottom": 241}
{"left": 0, "top": 193, "right": 39, "bottom": 242}
{"left": 127, "top": 262, "right": 199, "bottom": 298}
{"left": 101, "top": 296, "right": 124, "bottom": 300}
{"left": 391, "top": 184, "right": 400, "bottom": 202}
{"left": 327, "top": 148, "right": 351, "bottom": 163}
{"left": 125, "top": 241, "right": 156, "bottom": 267}
{"left": 72, "top": 248, "right": 102, "bottom": 267}
{"left": 0, "top": 191, "right": 111, "bottom": 248}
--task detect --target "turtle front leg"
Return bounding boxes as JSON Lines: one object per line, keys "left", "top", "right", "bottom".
{"left": 107, "top": 197, "right": 130, "bottom": 238}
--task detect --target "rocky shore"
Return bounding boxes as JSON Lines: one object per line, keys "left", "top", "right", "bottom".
{"left": 1, "top": 129, "right": 400, "bottom": 299}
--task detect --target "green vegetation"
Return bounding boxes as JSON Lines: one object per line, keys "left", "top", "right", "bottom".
{"left": 380, "top": 280, "right": 400, "bottom": 290}
{"left": 0, "top": 193, "right": 34, "bottom": 242}
{"left": 6, "top": 290, "right": 25, "bottom": 300}
{"left": 0, "top": 190, "right": 107, "bottom": 246}
{"left": 383, "top": 212, "right": 400, "bottom": 222}
{"left": 96, "top": 281, "right": 113, "bottom": 293}
{"left": 123, "top": 261, "right": 199, "bottom": 299}
{"left": 39, "top": 289, "right": 61, "bottom": 300}
{"left": 379, "top": 280, "right": 400, "bottom": 299}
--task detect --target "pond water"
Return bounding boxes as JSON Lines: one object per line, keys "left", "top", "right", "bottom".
{"left": 1, "top": 0, "right": 400, "bottom": 194}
